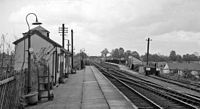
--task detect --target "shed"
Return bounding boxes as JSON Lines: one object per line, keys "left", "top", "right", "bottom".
{"left": 162, "top": 62, "right": 200, "bottom": 74}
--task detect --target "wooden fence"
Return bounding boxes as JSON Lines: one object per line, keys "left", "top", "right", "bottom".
{"left": 0, "top": 70, "right": 25, "bottom": 109}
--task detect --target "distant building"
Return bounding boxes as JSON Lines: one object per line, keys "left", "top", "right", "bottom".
{"left": 162, "top": 62, "right": 200, "bottom": 78}
{"left": 127, "top": 56, "right": 142, "bottom": 68}
{"left": 13, "top": 26, "right": 71, "bottom": 84}
{"left": 127, "top": 56, "right": 143, "bottom": 72}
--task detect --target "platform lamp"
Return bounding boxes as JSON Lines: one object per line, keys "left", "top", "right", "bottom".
{"left": 26, "top": 13, "right": 42, "bottom": 93}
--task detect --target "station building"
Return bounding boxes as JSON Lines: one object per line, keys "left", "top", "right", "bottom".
{"left": 13, "top": 26, "right": 71, "bottom": 85}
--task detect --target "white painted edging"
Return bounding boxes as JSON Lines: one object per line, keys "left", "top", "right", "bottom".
{"left": 91, "top": 66, "right": 138, "bottom": 109}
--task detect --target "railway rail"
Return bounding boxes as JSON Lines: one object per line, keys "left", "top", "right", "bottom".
{"left": 93, "top": 62, "right": 200, "bottom": 109}
{"left": 94, "top": 63, "right": 163, "bottom": 109}
{"left": 152, "top": 74, "right": 200, "bottom": 87}
{"left": 104, "top": 62, "right": 200, "bottom": 98}
{"left": 149, "top": 75, "right": 200, "bottom": 92}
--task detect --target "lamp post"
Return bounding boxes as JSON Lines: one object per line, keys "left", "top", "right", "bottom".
{"left": 80, "top": 48, "right": 85, "bottom": 69}
{"left": 26, "top": 13, "right": 42, "bottom": 93}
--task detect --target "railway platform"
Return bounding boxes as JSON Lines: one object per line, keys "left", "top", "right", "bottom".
{"left": 26, "top": 66, "right": 135, "bottom": 109}
{"left": 105, "top": 62, "right": 139, "bottom": 75}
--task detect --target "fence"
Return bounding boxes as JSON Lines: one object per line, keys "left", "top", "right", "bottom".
{"left": 0, "top": 70, "right": 25, "bottom": 109}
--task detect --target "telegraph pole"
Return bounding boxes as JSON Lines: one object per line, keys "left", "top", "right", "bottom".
{"left": 59, "top": 24, "right": 68, "bottom": 48}
{"left": 146, "top": 38, "right": 152, "bottom": 65}
{"left": 71, "top": 29, "right": 74, "bottom": 73}
{"left": 62, "top": 24, "right": 64, "bottom": 48}
{"left": 67, "top": 40, "right": 70, "bottom": 51}
{"left": 59, "top": 24, "right": 68, "bottom": 79}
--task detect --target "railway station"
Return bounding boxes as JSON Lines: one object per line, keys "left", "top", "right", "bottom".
{"left": 26, "top": 66, "right": 135, "bottom": 109}
{"left": 1, "top": 1, "right": 200, "bottom": 109}
{"left": 24, "top": 60, "right": 200, "bottom": 109}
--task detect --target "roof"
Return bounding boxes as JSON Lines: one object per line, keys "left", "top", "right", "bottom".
{"left": 129, "top": 56, "right": 142, "bottom": 64}
{"left": 13, "top": 30, "right": 61, "bottom": 47}
{"left": 30, "top": 25, "right": 50, "bottom": 33}
{"left": 167, "top": 62, "right": 200, "bottom": 71}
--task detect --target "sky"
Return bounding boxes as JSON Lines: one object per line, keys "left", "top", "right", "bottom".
{"left": 0, "top": 0, "right": 200, "bottom": 56}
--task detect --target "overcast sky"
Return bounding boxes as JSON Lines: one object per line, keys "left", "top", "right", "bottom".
{"left": 0, "top": 0, "right": 200, "bottom": 56}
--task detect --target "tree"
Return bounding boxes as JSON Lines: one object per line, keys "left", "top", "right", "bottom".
{"left": 118, "top": 47, "right": 124, "bottom": 58}
{"left": 1, "top": 34, "right": 5, "bottom": 68}
{"left": 183, "top": 54, "right": 190, "bottom": 62}
{"left": 101, "top": 48, "right": 109, "bottom": 57}
{"left": 183, "top": 54, "right": 199, "bottom": 62}
{"left": 169, "top": 50, "right": 177, "bottom": 61}
{"left": 124, "top": 50, "right": 131, "bottom": 60}
{"left": 176, "top": 54, "right": 182, "bottom": 62}
{"left": 190, "top": 54, "right": 199, "bottom": 61}
{"left": 141, "top": 53, "right": 168, "bottom": 62}
{"left": 193, "top": 52, "right": 199, "bottom": 57}
{"left": 110, "top": 47, "right": 141, "bottom": 61}
{"left": 111, "top": 48, "right": 119, "bottom": 59}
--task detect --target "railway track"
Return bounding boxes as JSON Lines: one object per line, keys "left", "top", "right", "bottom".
{"left": 149, "top": 75, "right": 200, "bottom": 92}
{"left": 93, "top": 62, "right": 199, "bottom": 109}
{"left": 95, "top": 64, "right": 162, "bottom": 109}
{"left": 105, "top": 62, "right": 200, "bottom": 93}
{"left": 152, "top": 74, "right": 200, "bottom": 87}
{"left": 112, "top": 71, "right": 200, "bottom": 107}
{"left": 104, "top": 62, "right": 200, "bottom": 98}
